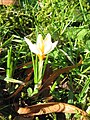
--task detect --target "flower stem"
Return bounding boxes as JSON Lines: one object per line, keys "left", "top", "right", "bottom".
{"left": 38, "top": 59, "right": 43, "bottom": 87}
{"left": 34, "top": 59, "right": 43, "bottom": 92}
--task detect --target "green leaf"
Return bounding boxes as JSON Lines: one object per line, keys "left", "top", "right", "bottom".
{"left": 77, "top": 29, "right": 88, "bottom": 41}
{"left": 4, "top": 77, "right": 25, "bottom": 85}
{"left": 78, "top": 78, "right": 90, "bottom": 103}
{"left": 27, "top": 87, "right": 33, "bottom": 97}
{"left": 86, "top": 40, "right": 90, "bottom": 50}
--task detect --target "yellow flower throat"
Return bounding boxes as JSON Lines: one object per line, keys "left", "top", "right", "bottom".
{"left": 38, "top": 41, "right": 45, "bottom": 60}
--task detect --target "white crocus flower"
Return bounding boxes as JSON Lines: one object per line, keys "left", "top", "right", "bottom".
{"left": 24, "top": 33, "right": 58, "bottom": 90}
{"left": 24, "top": 33, "right": 58, "bottom": 60}
{"left": 86, "top": 106, "right": 90, "bottom": 114}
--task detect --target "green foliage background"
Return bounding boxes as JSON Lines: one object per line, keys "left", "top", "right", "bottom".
{"left": 0, "top": 0, "right": 90, "bottom": 119}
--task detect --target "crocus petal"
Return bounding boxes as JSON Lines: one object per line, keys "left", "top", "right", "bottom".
{"left": 24, "top": 37, "right": 40, "bottom": 54}
{"left": 44, "top": 42, "right": 52, "bottom": 54}
{"left": 44, "top": 33, "right": 52, "bottom": 54}
{"left": 44, "top": 41, "right": 58, "bottom": 54}
{"left": 50, "top": 41, "right": 58, "bottom": 52}
{"left": 36, "top": 34, "right": 44, "bottom": 55}
{"left": 36, "top": 34, "right": 43, "bottom": 48}
{"left": 44, "top": 33, "right": 52, "bottom": 44}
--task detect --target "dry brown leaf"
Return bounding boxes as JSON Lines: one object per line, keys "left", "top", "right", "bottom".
{"left": 0, "top": 48, "right": 2, "bottom": 54}
{"left": 0, "top": 0, "right": 18, "bottom": 5}
{"left": 13, "top": 116, "right": 34, "bottom": 120}
{"left": 30, "top": 59, "right": 82, "bottom": 99}
{"left": 4, "top": 68, "right": 33, "bottom": 100}
{"left": 40, "top": 58, "right": 82, "bottom": 90}
{"left": 42, "top": 64, "right": 53, "bottom": 84}
{"left": 18, "top": 102, "right": 88, "bottom": 117}
{"left": 16, "top": 61, "right": 32, "bottom": 69}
